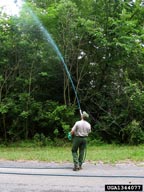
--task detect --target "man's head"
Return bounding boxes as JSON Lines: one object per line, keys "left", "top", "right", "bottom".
{"left": 81, "top": 111, "right": 89, "bottom": 120}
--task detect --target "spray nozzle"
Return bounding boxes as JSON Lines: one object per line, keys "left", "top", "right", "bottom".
{"left": 79, "top": 109, "right": 83, "bottom": 116}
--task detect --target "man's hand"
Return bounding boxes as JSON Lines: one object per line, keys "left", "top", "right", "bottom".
{"left": 71, "top": 130, "right": 75, "bottom": 136}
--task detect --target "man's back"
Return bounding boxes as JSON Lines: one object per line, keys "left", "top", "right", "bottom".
{"left": 72, "top": 119, "right": 91, "bottom": 137}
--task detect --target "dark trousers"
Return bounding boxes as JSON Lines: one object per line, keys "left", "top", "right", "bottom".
{"left": 71, "top": 136, "right": 87, "bottom": 167}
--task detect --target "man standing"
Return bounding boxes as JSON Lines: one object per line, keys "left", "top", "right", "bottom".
{"left": 70, "top": 111, "right": 91, "bottom": 171}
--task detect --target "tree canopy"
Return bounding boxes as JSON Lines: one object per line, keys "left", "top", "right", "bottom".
{"left": 0, "top": 0, "right": 144, "bottom": 144}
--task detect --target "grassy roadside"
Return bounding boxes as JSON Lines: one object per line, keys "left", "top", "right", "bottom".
{"left": 0, "top": 142, "right": 143, "bottom": 163}
{"left": 88, "top": 144, "right": 144, "bottom": 163}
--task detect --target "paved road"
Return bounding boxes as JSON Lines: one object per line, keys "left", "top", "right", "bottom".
{"left": 0, "top": 161, "right": 143, "bottom": 192}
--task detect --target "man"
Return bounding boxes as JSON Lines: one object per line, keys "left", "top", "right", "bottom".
{"left": 70, "top": 111, "right": 91, "bottom": 171}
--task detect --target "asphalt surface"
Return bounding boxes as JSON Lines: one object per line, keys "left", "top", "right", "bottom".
{"left": 0, "top": 160, "right": 143, "bottom": 192}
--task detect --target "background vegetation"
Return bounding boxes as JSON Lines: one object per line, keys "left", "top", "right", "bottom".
{"left": 0, "top": 0, "right": 144, "bottom": 145}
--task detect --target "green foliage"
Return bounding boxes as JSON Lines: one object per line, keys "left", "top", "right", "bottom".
{"left": 121, "top": 120, "right": 144, "bottom": 145}
{"left": 33, "top": 101, "right": 75, "bottom": 139}
{"left": 33, "top": 133, "right": 48, "bottom": 146}
{"left": 0, "top": 0, "right": 144, "bottom": 145}
{"left": 88, "top": 139, "right": 105, "bottom": 146}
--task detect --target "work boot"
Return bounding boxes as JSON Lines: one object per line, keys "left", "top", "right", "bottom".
{"left": 79, "top": 163, "right": 82, "bottom": 170}
{"left": 73, "top": 165, "right": 79, "bottom": 171}
{"left": 79, "top": 165, "right": 82, "bottom": 170}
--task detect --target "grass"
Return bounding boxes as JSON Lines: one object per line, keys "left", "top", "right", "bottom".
{"left": 0, "top": 141, "right": 143, "bottom": 164}
{"left": 87, "top": 144, "right": 144, "bottom": 163}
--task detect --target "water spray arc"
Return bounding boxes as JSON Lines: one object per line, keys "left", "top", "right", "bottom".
{"left": 26, "top": 7, "right": 81, "bottom": 112}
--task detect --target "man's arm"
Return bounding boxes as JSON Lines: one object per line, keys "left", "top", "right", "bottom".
{"left": 70, "top": 122, "right": 77, "bottom": 136}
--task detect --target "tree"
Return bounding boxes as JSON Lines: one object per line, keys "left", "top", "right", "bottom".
{"left": 0, "top": 0, "right": 144, "bottom": 144}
